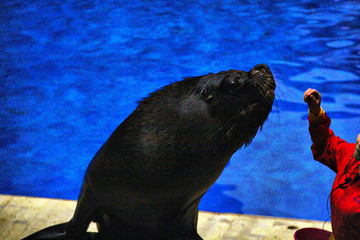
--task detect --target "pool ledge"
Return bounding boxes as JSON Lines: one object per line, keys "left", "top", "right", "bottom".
{"left": 0, "top": 194, "right": 331, "bottom": 239}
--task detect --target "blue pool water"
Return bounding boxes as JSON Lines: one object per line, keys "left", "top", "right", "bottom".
{"left": 1, "top": 0, "right": 359, "bottom": 221}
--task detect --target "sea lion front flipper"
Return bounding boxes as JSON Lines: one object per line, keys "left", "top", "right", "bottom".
{"left": 22, "top": 222, "right": 100, "bottom": 240}
{"left": 22, "top": 223, "right": 67, "bottom": 240}
{"left": 23, "top": 183, "right": 97, "bottom": 240}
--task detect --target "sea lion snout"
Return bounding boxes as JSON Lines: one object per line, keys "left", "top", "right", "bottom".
{"left": 250, "top": 63, "right": 271, "bottom": 76}
{"left": 249, "top": 64, "right": 276, "bottom": 93}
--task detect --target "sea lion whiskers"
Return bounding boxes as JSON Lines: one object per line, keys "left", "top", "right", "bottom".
{"left": 255, "top": 80, "right": 275, "bottom": 105}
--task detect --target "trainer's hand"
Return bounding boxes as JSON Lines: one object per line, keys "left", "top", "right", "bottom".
{"left": 304, "top": 88, "right": 321, "bottom": 115}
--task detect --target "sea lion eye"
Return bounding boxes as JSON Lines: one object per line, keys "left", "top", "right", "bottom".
{"left": 222, "top": 76, "right": 240, "bottom": 93}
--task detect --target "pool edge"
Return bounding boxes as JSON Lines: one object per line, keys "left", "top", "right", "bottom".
{"left": 0, "top": 194, "right": 332, "bottom": 239}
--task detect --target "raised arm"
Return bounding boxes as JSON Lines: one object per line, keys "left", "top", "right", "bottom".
{"left": 304, "top": 89, "right": 353, "bottom": 172}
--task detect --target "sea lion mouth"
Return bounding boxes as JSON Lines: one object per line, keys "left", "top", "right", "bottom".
{"left": 265, "top": 89, "right": 275, "bottom": 99}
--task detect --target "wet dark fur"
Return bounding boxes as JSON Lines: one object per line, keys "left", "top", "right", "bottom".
{"left": 23, "top": 64, "right": 275, "bottom": 240}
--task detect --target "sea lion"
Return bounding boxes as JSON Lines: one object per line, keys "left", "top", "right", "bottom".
{"left": 23, "top": 64, "right": 276, "bottom": 240}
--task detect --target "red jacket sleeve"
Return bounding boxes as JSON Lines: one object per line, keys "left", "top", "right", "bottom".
{"left": 308, "top": 114, "right": 352, "bottom": 173}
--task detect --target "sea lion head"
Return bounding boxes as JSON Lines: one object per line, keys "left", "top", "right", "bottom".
{"left": 137, "top": 63, "right": 275, "bottom": 152}
{"left": 196, "top": 63, "right": 276, "bottom": 147}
